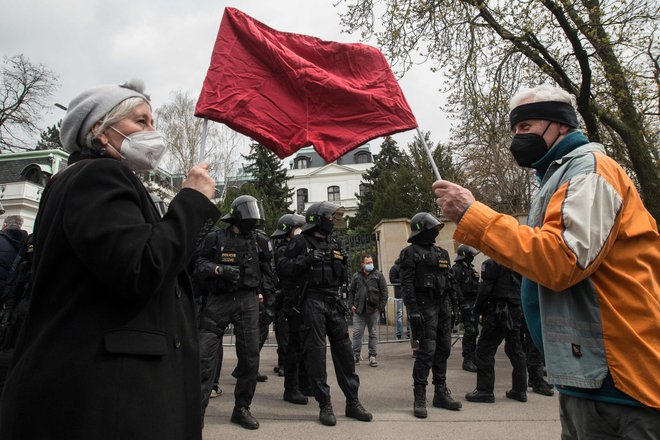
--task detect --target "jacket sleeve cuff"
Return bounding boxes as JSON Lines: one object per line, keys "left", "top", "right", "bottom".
{"left": 452, "top": 201, "right": 498, "bottom": 249}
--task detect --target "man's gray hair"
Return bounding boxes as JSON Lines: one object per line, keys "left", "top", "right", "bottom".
{"left": 509, "top": 84, "right": 577, "bottom": 111}
{"left": 3, "top": 215, "right": 24, "bottom": 229}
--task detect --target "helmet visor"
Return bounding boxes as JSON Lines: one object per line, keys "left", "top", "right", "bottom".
{"left": 234, "top": 200, "right": 265, "bottom": 221}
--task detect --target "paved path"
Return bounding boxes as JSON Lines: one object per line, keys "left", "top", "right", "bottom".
{"left": 202, "top": 333, "right": 561, "bottom": 439}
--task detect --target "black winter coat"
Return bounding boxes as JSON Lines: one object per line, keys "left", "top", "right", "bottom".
{"left": 0, "top": 158, "right": 219, "bottom": 440}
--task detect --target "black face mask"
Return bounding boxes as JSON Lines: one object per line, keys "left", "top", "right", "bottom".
{"left": 509, "top": 122, "right": 552, "bottom": 168}
{"left": 237, "top": 220, "right": 257, "bottom": 235}
{"left": 415, "top": 228, "right": 439, "bottom": 243}
{"left": 317, "top": 217, "right": 334, "bottom": 236}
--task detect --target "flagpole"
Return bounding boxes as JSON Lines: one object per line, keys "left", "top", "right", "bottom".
{"left": 416, "top": 127, "right": 442, "bottom": 180}
{"left": 198, "top": 117, "right": 209, "bottom": 163}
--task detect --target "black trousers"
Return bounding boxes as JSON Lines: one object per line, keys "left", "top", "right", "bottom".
{"left": 474, "top": 302, "right": 527, "bottom": 393}
{"left": 302, "top": 297, "right": 359, "bottom": 405}
{"left": 413, "top": 295, "right": 452, "bottom": 387}
{"left": 521, "top": 317, "right": 545, "bottom": 385}
{"left": 199, "top": 290, "right": 259, "bottom": 411}
{"left": 461, "top": 303, "right": 478, "bottom": 359}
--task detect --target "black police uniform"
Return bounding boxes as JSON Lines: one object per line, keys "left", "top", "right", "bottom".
{"left": 273, "top": 239, "right": 310, "bottom": 401}
{"left": 469, "top": 259, "right": 527, "bottom": 400}
{"left": 194, "top": 227, "right": 275, "bottom": 416}
{"left": 452, "top": 260, "right": 480, "bottom": 364}
{"left": 281, "top": 233, "right": 359, "bottom": 404}
{"left": 400, "top": 241, "right": 461, "bottom": 412}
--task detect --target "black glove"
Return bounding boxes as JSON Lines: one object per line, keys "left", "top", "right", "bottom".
{"left": 340, "top": 249, "right": 349, "bottom": 262}
{"left": 219, "top": 265, "right": 241, "bottom": 284}
{"left": 409, "top": 310, "right": 425, "bottom": 341}
{"left": 260, "top": 307, "right": 275, "bottom": 326}
{"left": 305, "top": 250, "right": 324, "bottom": 266}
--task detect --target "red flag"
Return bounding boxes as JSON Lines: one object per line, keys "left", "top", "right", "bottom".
{"left": 195, "top": 7, "right": 418, "bottom": 163}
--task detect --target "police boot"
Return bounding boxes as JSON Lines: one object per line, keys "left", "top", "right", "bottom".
{"left": 432, "top": 383, "right": 462, "bottom": 410}
{"left": 345, "top": 399, "right": 373, "bottom": 422}
{"left": 413, "top": 384, "right": 427, "bottom": 419}
{"left": 319, "top": 402, "right": 336, "bottom": 426}
{"left": 283, "top": 389, "right": 309, "bottom": 405}
{"left": 530, "top": 379, "right": 555, "bottom": 397}
{"left": 230, "top": 406, "right": 259, "bottom": 430}
{"left": 462, "top": 356, "right": 477, "bottom": 373}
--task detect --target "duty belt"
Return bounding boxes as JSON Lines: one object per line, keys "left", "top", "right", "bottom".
{"left": 305, "top": 291, "right": 340, "bottom": 303}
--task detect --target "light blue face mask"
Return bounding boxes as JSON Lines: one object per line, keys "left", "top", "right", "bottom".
{"left": 364, "top": 263, "right": 374, "bottom": 272}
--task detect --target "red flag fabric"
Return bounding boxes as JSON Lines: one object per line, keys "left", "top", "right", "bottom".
{"left": 195, "top": 7, "right": 418, "bottom": 163}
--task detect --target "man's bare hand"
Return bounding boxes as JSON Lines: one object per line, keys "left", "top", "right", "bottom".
{"left": 432, "top": 180, "right": 475, "bottom": 223}
{"left": 182, "top": 163, "right": 216, "bottom": 199}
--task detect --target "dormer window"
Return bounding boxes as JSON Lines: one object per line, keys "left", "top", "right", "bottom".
{"left": 295, "top": 156, "right": 310, "bottom": 169}
{"left": 355, "top": 151, "right": 371, "bottom": 164}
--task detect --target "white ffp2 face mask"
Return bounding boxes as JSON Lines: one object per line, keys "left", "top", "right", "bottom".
{"left": 108, "top": 126, "right": 167, "bottom": 171}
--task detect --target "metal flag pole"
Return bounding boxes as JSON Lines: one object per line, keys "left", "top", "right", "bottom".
{"left": 198, "top": 117, "right": 209, "bottom": 163}
{"left": 416, "top": 127, "right": 442, "bottom": 181}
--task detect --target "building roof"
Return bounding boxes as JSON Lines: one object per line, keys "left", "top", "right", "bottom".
{"left": 288, "top": 144, "right": 372, "bottom": 169}
{"left": 0, "top": 149, "right": 69, "bottom": 185}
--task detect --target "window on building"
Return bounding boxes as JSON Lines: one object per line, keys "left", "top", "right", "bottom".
{"left": 355, "top": 151, "right": 371, "bottom": 164}
{"left": 297, "top": 188, "right": 308, "bottom": 213}
{"left": 295, "top": 157, "right": 310, "bottom": 169}
{"left": 359, "top": 183, "right": 369, "bottom": 199}
{"left": 327, "top": 185, "right": 340, "bottom": 202}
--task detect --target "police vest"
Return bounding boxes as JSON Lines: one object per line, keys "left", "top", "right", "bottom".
{"left": 411, "top": 244, "right": 451, "bottom": 295}
{"left": 490, "top": 265, "right": 521, "bottom": 303}
{"left": 215, "top": 229, "right": 262, "bottom": 291}
{"left": 454, "top": 263, "right": 479, "bottom": 300}
{"left": 303, "top": 235, "right": 346, "bottom": 290}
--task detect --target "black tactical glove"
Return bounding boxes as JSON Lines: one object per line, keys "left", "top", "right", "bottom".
{"left": 260, "top": 307, "right": 275, "bottom": 326}
{"left": 409, "top": 309, "right": 425, "bottom": 341}
{"left": 305, "top": 250, "right": 324, "bottom": 266}
{"left": 219, "top": 265, "right": 241, "bottom": 284}
{"left": 340, "top": 249, "right": 349, "bottom": 262}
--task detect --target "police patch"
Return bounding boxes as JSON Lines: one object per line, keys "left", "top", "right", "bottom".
{"left": 221, "top": 252, "right": 238, "bottom": 264}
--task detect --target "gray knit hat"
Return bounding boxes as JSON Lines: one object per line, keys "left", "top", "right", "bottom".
{"left": 59, "top": 80, "right": 150, "bottom": 153}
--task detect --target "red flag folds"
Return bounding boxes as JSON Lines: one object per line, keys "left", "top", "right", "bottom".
{"left": 195, "top": 7, "right": 418, "bottom": 163}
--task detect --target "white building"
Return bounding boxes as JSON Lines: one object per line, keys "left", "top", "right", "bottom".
{"left": 286, "top": 145, "right": 374, "bottom": 220}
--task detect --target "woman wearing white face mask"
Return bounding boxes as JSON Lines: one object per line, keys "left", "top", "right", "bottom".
{"left": 0, "top": 81, "right": 219, "bottom": 440}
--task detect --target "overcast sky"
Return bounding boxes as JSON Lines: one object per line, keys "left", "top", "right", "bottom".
{"left": 1, "top": 0, "right": 451, "bottom": 160}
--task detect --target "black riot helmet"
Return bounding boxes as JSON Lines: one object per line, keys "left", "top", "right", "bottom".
{"left": 271, "top": 213, "right": 306, "bottom": 239}
{"left": 407, "top": 212, "right": 444, "bottom": 243}
{"left": 221, "top": 195, "right": 265, "bottom": 234}
{"left": 301, "top": 201, "right": 345, "bottom": 236}
{"left": 455, "top": 244, "right": 480, "bottom": 263}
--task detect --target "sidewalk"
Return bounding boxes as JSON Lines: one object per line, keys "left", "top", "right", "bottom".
{"left": 202, "top": 335, "right": 561, "bottom": 440}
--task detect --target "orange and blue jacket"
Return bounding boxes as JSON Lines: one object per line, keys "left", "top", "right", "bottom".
{"left": 454, "top": 142, "right": 659, "bottom": 410}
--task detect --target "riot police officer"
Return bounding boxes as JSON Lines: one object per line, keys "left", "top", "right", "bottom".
{"left": 465, "top": 258, "right": 527, "bottom": 403}
{"left": 279, "top": 201, "right": 372, "bottom": 426}
{"left": 400, "top": 212, "right": 462, "bottom": 418}
{"left": 271, "top": 213, "right": 309, "bottom": 405}
{"left": 193, "top": 195, "right": 276, "bottom": 430}
{"left": 452, "top": 244, "right": 481, "bottom": 372}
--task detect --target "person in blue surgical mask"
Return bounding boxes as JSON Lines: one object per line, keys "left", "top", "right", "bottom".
{"left": 0, "top": 80, "right": 219, "bottom": 440}
{"left": 348, "top": 254, "right": 388, "bottom": 367}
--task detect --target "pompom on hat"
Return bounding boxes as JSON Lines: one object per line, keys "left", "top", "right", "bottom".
{"left": 59, "top": 80, "right": 150, "bottom": 152}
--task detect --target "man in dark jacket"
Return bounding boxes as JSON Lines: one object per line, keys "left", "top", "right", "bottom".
{"left": 278, "top": 201, "right": 372, "bottom": 426}
{"left": 194, "top": 195, "right": 275, "bottom": 430}
{"left": 400, "top": 212, "right": 462, "bottom": 419}
{"left": 348, "top": 254, "right": 387, "bottom": 367}
{"left": 466, "top": 258, "right": 527, "bottom": 403}
{"left": 0, "top": 216, "right": 28, "bottom": 295}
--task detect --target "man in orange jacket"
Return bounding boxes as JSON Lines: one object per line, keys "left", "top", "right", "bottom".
{"left": 434, "top": 84, "right": 659, "bottom": 439}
